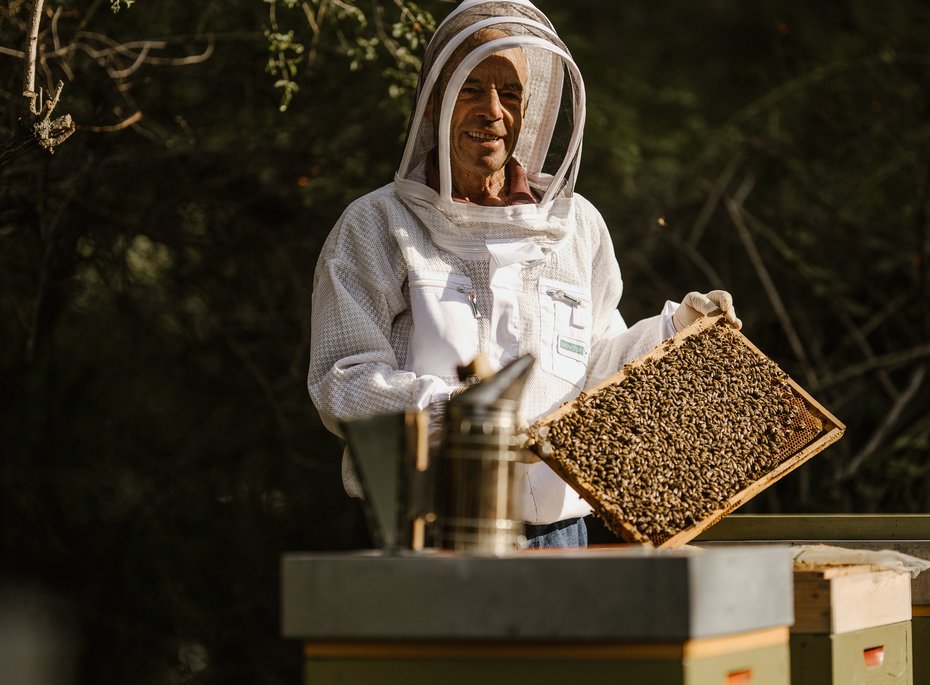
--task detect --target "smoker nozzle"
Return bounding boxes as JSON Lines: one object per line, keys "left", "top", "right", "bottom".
{"left": 450, "top": 354, "right": 535, "bottom": 409}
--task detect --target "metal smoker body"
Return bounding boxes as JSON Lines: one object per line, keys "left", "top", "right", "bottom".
{"left": 437, "top": 355, "right": 535, "bottom": 554}
{"left": 340, "top": 355, "right": 535, "bottom": 554}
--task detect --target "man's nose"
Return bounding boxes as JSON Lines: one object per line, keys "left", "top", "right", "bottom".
{"left": 480, "top": 88, "right": 503, "bottom": 120}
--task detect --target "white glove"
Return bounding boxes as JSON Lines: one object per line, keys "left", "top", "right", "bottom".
{"left": 427, "top": 386, "right": 468, "bottom": 450}
{"left": 672, "top": 290, "right": 742, "bottom": 332}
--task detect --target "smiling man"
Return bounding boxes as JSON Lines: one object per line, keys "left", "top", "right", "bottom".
{"left": 441, "top": 34, "right": 528, "bottom": 205}
{"left": 308, "top": 1, "right": 741, "bottom": 549}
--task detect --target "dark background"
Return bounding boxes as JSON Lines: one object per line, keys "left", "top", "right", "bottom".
{"left": 2, "top": 1, "right": 929, "bottom": 682}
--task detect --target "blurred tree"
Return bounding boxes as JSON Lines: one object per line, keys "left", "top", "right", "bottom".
{"left": 545, "top": 0, "right": 930, "bottom": 515}
{"left": 2, "top": 1, "right": 929, "bottom": 683}
{"left": 1, "top": 1, "right": 434, "bottom": 682}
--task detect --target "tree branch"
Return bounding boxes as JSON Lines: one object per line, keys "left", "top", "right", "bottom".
{"left": 725, "top": 178, "right": 821, "bottom": 391}
{"left": 734, "top": 207, "right": 903, "bottom": 401}
{"left": 840, "top": 365, "right": 926, "bottom": 481}
{"left": 688, "top": 152, "right": 744, "bottom": 247}
{"left": 1, "top": 0, "right": 76, "bottom": 170}
{"left": 79, "top": 110, "right": 143, "bottom": 133}
{"left": 22, "top": 0, "right": 44, "bottom": 116}
{"left": 820, "top": 344, "right": 930, "bottom": 389}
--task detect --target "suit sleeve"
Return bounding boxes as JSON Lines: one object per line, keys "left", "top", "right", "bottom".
{"left": 582, "top": 203, "right": 676, "bottom": 387}
{"left": 307, "top": 202, "right": 450, "bottom": 437}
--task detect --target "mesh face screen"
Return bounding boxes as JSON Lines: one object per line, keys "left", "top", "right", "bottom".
{"left": 530, "top": 320, "right": 832, "bottom": 546}
{"left": 399, "top": 3, "right": 583, "bottom": 201}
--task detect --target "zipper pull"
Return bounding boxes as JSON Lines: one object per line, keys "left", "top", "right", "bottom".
{"left": 459, "top": 287, "right": 482, "bottom": 319}
{"left": 547, "top": 288, "right": 583, "bottom": 307}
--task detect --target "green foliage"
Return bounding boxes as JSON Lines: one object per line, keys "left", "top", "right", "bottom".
{"left": 262, "top": 0, "right": 437, "bottom": 110}
{"left": 265, "top": 28, "right": 304, "bottom": 111}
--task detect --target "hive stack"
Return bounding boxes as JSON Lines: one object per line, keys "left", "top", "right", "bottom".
{"left": 790, "top": 562, "right": 913, "bottom": 685}
{"left": 695, "top": 514, "right": 930, "bottom": 685}
{"left": 527, "top": 315, "right": 844, "bottom": 547}
{"left": 283, "top": 546, "right": 796, "bottom": 685}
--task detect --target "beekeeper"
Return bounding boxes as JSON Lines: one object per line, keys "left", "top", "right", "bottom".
{"left": 308, "top": 0, "right": 740, "bottom": 548}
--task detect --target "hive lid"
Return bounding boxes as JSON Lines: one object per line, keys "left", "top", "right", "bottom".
{"left": 281, "top": 545, "right": 794, "bottom": 641}
{"left": 526, "top": 315, "right": 845, "bottom": 548}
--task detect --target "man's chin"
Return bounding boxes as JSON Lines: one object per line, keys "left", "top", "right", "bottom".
{"left": 451, "top": 157, "right": 509, "bottom": 179}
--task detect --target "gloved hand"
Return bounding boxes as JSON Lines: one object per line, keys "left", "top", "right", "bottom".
{"left": 672, "top": 290, "right": 742, "bottom": 332}
{"left": 427, "top": 386, "right": 468, "bottom": 449}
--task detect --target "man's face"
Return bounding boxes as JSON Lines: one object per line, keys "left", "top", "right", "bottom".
{"left": 448, "top": 47, "right": 529, "bottom": 188}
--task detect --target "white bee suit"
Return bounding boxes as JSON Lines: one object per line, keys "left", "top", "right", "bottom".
{"left": 308, "top": 0, "right": 676, "bottom": 524}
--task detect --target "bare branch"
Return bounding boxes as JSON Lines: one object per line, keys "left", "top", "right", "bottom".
{"left": 108, "top": 42, "right": 152, "bottom": 78}
{"left": 372, "top": 1, "right": 402, "bottom": 64}
{"left": 833, "top": 307, "right": 903, "bottom": 400}
{"left": 841, "top": 365, "right": 926, "bottom": 481}
{"left": 688, "top": 152, "right": 744, "bottom": 247}
{"left": 141, "top": 36, "right": 213, "bottom": 67}
{"left": 297, "top": 0, "right": 327, "bottom": 69}
{"left": 41, "top": 78, "right": 62, "bottom": 117}
{"left": 860, "top": 289, "right": 912, "bottom": 338}
{"left": 725, "top": 178, "right": 821, "bottom": 391}
{"left": 80, "top": 110, "right": 143, "bottom": 132}
{"left": 23, "top": 0, "right": 45, "bottom": 116}
{"left": 51, "top": 4, "right": 62, "bottom": 52}
{"left": 820, "top": 344, "right": 930, "bottom": 389}
{"left": 1, "top": 1, "right": 76, "bottom": 167}
{"left": 3, "top": 3, "right": 218, "bottom": 166}
{"left": 660, "top": 228, "right": 726, "bottom": 290}
{"left": 738, "top": 208, "right": 902, "bottom": 401}
{"left": 76, "top": 30, "right": 216, "bottom": 67}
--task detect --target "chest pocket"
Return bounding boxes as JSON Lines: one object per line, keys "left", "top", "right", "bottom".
{"left": 407, "top": 271, "right": 481, "bottom": 377}
{"left": 539, "top": 277, "right": 592, "bottom": 388}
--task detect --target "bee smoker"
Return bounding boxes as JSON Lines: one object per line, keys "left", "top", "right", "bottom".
{"left": 340, "top": 354, "right": 535, "bottom": 554}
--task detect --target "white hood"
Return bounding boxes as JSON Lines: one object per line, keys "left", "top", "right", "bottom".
{"left": 393, "top": 0, "right": 586, "bottom": 252}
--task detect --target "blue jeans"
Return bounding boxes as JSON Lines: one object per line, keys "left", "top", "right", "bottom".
{"left": 524, "top": 517, "right": 587, "bottom": 548}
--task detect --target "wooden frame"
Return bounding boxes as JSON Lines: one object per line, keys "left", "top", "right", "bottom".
{"left": 527, "top": 315, "right": 846, "bottom": 548}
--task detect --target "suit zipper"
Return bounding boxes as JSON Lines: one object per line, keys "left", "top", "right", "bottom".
{"left": 547, "top": 288, "right": 583, "bottom": 308}
{"left": 458, "top": 287, "right": 482, "bottom": 319}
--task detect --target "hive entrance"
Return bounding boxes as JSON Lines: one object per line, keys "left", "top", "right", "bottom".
{"left": 527, "top": 316, "right": 843, "bottom": 547}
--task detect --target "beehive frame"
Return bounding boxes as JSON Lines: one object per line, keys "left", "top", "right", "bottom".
{"left": 526, "top": 315, "right": 845, "bottom": 548}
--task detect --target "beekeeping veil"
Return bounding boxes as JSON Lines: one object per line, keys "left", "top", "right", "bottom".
{"left": 394, "top": 0, "right": 585, "bottom": 247}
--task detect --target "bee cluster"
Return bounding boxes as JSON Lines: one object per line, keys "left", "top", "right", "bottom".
{"left": 532, "top": 322, "right": 822, "bottom": 545}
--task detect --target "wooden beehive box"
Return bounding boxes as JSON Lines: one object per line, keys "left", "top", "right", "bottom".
{"left": 792, "top": 563, "right": 911, "bottom": 634}
{"left": 526, "top": 315, "right": 845, "bottom": 548}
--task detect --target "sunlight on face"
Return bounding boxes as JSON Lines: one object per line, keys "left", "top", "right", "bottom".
{"left": 448, "top": 47, "right": 529, "bottom": 196}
